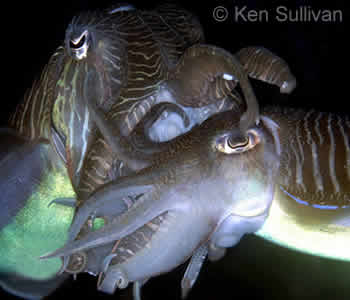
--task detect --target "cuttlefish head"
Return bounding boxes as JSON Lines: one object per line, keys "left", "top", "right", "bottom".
{"left": 49, "top": 9, "right": 130, "bottom": 184}
{"left": 204, "top": 112, "right": 281, "bottom": 218}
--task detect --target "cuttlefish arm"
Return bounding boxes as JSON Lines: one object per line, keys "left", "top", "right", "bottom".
{"left": 83, "top": 70, "right": 190, "bottom": 171}
{"left": 65, "top": 182, "right": 154, "bottom": 248}
{"left": 180, "top": 212, "right": 268, "bottom": 299}
{"left": 236, "top": 46, "right": 297, "bottom": 94}
{"left": 84, "top": 71, "right": 195, "bottom": 171}
{"left": 132, "top": 279, "right": 148, "bottom": 300}
{"left": 99, "top": 242, "right": 210, "bottom": 300}
{"left": 143, "top": 46, "right": 296, "bottom": 144}
{"left": 116, "top": 43, "right": 259, "bottom": 137}
{"left": 169, "top": 44, "right": 259, "bottom": 132}
{"left": 85, "top": 59, "right": 258, "bottom": 173}
{"left": 48, "top": 182, "right": 154, "bottom": 273}
{"left": 41, "top": 176, "right": 182, "bottom": 259}
{"left": 181, "top": 243, "right": 208, "bottom": 299}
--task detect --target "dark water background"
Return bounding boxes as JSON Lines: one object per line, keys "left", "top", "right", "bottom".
{"left": 1, "top": 0, "right": 348, "bottom": 299}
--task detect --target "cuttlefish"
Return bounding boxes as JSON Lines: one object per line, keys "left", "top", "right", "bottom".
{"left": 42, "top": 91, "right": 281, "bottom": 299}
{"left": 0, "top": 3, "right": 297, "bottom": 299}
{"left": 39, "top": 35, "right": 296, "bottom": 298}
{"left": 0, "top": 5, "right": 253, "bottom": 293}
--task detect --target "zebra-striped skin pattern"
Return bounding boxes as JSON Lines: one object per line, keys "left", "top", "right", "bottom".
{"left": 9, "top": 4, "right": 208, "bottom": 199}
{"left": 264, "top": 106, "right": 350, "bottom": 210}
{"left": 77, "top": 5, "right": 208, "bottom": 200}
{"left": 255, "top": 106, "right": 350, "bottom": 261}
{"left": 9, "top": 4, "right": 296, "bottom": 205}
{"left": 237, "top": 47, "right": 297, "bottom": 94}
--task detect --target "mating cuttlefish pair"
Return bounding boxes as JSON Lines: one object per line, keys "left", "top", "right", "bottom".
{"left": 1, "top": 3, "right": 350, "bottom": 300}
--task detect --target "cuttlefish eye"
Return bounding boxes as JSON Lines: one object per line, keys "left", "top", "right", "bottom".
{"left": 216, "top": 129, "right": 260, "bottom": 154}
{"left": 69, "top": 29, "right": 90, "bottom": 60}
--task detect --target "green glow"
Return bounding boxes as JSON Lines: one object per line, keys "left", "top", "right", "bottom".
{"left": 92, "top": 217, "right": 105, "bottom": 231}
{"left": 256, "top": 188, "right": 350, "bottom": 261}
{"left": 0, "top": 168, "right": 75, "bottom": 280}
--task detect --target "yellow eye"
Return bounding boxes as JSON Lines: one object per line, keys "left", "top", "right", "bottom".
{"left": 216, "top": 130, "right": 260, "bottom": 154}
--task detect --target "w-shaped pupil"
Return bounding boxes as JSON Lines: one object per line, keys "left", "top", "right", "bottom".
{"left": 70, "top": 34, "right": 86, "bottom": 49}
{"left": 228, "top": 135, "right": 249, "bottom": 148}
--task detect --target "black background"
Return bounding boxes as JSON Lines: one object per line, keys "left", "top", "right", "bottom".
{"left": 1, "top": 0, "right": 349, "bottom": 299}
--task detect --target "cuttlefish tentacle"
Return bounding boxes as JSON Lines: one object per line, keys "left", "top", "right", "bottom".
{"left": 236, "top": 46, "right": 297, "bottom": 94}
